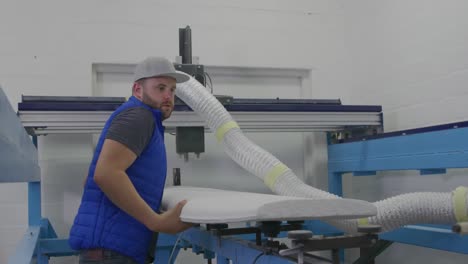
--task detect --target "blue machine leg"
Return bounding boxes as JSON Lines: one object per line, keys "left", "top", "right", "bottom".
{"left": 154, "top": 233, "right": 182, "bottom": 263}
{"left": 28, "top": 182, "right": 41, "bottom": 226}
{"left": 217, "top": 255, "right": 230, "bottom": 264}
{"left": 159, "top": 246, "right": 181, "bottom": 264}
{"left": 327, "top": 172, "right": 346, "bottom": 263}
{"left": 29, "top": 136, "right": 41, "bottom": 226}
{"left": 328, "top": 172, "right": 343, "bottom": 197}
{"left": 37, "top": 248, "right": 49, "bottom": 264}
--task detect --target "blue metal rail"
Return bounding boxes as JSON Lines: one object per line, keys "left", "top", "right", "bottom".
{"left": 18, "top": 95, "right": 382, "bottom": 113}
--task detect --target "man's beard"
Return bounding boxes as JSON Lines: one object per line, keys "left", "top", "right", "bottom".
{"left": 142, "top": 91, "right": 173, "bottom": 120}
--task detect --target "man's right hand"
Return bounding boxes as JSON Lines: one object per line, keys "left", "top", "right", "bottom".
{"left": 150, "top": 200, "right": 193, "bottom": 234}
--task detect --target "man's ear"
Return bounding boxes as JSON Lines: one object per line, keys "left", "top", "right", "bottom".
{"left": 132, "top": 82, "right": 143, "bottom": 100}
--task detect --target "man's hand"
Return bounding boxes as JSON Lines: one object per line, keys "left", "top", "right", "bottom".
{"left": 150, "top": 200, "right": 193, "bottom": 234}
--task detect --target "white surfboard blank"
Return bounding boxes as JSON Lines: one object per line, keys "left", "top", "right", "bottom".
{"left": 161, "top": 187, "right": 377, "bottom": 224}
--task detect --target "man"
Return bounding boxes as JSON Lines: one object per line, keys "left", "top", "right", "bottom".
{"left": 69, "top": 57, "right": 192, "bottom": 264}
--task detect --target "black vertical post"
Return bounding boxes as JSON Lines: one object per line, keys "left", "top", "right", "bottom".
{"left": 173, "top": 168, "right": 181, "bottom": 186}
{"left": 179, "top": 26, "right": 192, "bottom": 64}
{"left": 360, "top": 247, "right": 375, "bottom": 264}
{"left": 331, "top": 249, "right": 340, "bottom": 264}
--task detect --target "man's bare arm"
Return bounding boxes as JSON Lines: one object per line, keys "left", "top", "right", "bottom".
{"left": 94, "top": 139, "right": 190, "bottom": 233}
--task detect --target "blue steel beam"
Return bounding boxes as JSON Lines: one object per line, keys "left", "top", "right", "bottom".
{"left": 327, "top": 125, "right": 468, "bottom": 254}
{"left": 328, "top": 127, "right": 468, "bottom": 173}
{"left": 40, "top": 218, "right": 58, "bottom": 239}
{"left": 0, "top": 86, "right": 40, "bottom": 183}
{"left": 379, "top": 225, "right": 468, "bottom": 254}
{"left": 38, "top": 239, "right": 77, "bottom": 256}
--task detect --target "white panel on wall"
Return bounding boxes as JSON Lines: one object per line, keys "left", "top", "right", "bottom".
{"left": 204, "top": 66, "right": 311, "bottom": 99}
{"left": 92, "top": 63, "right": 311, "bottom": 98}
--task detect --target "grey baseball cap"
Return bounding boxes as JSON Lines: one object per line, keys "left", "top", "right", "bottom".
{"left": 133, "top": 57, "right": 190, "bottom": 83}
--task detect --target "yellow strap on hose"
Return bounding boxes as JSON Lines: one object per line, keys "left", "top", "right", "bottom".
{"left": 215, "top": 121, "right": 239, "bottom": 142}
{"left": 264, "top": 163, "right": 289, "bottom": 189}
{"left": 358, "top": 218, "right": 369, "bottom": 226}
{"left": 453, "top": 186, "right": 468, "bottom": 222}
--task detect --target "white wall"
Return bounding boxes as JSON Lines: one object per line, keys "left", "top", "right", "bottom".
{"left": 341, "top": 1, "right": 468, "bottom": 263}
{"left": 343, "top": 0, "right": 468, "bottom": 130}
{"left": 0, "top": 1, "right": 348, "bottom": 263}
{"left": 1, "top": 0, "right": 467, "bottom": 263}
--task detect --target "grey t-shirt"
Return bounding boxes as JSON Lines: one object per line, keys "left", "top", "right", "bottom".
{"left": 105, "top": 107, "right": 155, "bottom": 156}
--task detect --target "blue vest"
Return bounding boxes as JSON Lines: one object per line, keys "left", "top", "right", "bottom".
{"left": 69, "top": 96, "right": 167, "bottom": 264}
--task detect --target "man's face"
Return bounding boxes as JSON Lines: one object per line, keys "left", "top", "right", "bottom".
{"left": 136, "top": 77, "right": 176, "bottom": 120}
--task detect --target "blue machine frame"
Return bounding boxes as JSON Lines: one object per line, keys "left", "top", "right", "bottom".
{"left": 5, "top": 88, "right": 467, "bottom": 263}
{"left": 327, "top": 122, "right": 468, "bottom": 254}
{"left": 5, "top": 93, "right": 383, "bottom": 263}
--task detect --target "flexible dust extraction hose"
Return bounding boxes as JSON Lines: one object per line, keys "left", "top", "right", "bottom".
{"left": 175, "top": 75, "right": 468, "bottom": 233}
